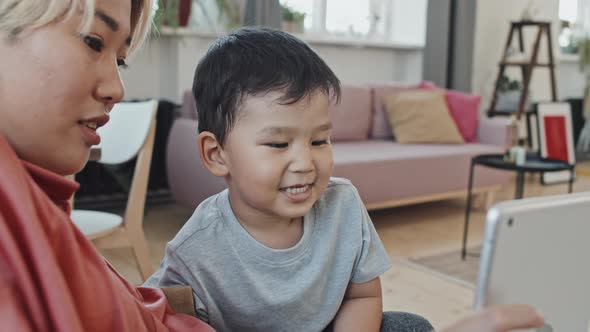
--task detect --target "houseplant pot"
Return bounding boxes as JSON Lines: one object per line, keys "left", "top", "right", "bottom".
{"left": 178, "top": 0, "right": 192, "bottom": 27}
{"left": 281, "top": 5, "right": 305, "bottom": 34}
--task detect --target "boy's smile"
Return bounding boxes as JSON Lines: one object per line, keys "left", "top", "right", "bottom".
{"left": 279, "top": 181, "right": 315, "bottom": 202}
{"left": 219, "top": 90, "right": 334, "bottom": 232}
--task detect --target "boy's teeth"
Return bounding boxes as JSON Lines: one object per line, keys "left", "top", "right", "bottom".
{"left": 284, "top": 185, "right": 310, "bottom": 194}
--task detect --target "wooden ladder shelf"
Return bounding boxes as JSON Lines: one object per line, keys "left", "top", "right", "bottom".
{"left": 487, "top": 21, "right": 558, "bottom": 120}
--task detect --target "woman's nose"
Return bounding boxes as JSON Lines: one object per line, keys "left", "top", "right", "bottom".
{"left": 94, "top": 60, "right": 125, "bottom": 103}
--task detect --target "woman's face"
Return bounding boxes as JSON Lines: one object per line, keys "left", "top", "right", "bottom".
{"left": 0, "top": 0, "right": 132, "bottom": 175}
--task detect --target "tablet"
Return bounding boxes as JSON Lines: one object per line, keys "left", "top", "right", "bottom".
{"left": 475, "top": 191, "right": 590, "bottom": 331}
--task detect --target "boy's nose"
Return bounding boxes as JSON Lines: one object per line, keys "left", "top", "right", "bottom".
{"left": 289, "top": 148, "right": 314, "bottom": 173}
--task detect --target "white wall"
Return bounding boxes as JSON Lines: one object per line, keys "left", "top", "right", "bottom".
{"left": 558, "top": 56, "right": 586, "bottom": 99}
{"left": 471, "top": 0, "right": 581, "bottom": 114}
{"left": 121, "top": 31, "right": 423, "bottom": 103}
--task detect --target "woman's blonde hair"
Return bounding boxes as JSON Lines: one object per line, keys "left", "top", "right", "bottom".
{"left": 0, "top": 0, "right": 153, "bottom": 54}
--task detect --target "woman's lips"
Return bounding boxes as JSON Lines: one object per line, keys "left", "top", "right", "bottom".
{"left": 78, "top": 114, "right": 109, "bottom": 146}
{"left": 79, "top": 122, "right": 101, "bottom": 145}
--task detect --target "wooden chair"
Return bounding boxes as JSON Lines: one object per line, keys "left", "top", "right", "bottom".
{"left": 71, "top": 100, "right": 158, "bottom": 281}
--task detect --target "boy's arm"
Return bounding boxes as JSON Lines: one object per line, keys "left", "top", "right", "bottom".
{"left": 143, "top": 246, "right": 212, "bottom": 323}
{"left": 332, "top": 277, "right": 383, "bottom": 332}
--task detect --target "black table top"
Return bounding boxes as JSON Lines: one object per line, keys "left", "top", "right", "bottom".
{"left": 473, "top": 153, "right": 574, "bottom": 173}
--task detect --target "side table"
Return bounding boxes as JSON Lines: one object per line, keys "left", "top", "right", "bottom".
{"left": 461, "top": 153, "right": 575, "bottom": 260}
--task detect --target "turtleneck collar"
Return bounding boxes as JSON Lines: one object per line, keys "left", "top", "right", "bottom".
{"left": 22, "top": 160, "right": 79, "bottom": 214}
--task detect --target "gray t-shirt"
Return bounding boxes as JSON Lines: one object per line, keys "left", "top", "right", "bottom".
{"left": 145, "top": 177, "right": 391, "bottom": 332}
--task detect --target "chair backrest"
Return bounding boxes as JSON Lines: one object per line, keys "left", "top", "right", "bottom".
{"left": 96, "top": 100, "right": 158, "bottom": 165}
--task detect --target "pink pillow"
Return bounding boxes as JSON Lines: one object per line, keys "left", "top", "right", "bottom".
{"left": 419, "top": 83, "right": 480, "bottom": 142}
{"left": 445, "top": 90, "right": 480, "bottom": 142}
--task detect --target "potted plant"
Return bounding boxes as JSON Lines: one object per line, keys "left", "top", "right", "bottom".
{"left": 495, "top": 75, "right": 525, "bottom": 112}
{"left": 281, "top": 5, "right": 305, "bottom": 34}
{"left": 153, "top": 0, "right": 192, "bottom": 29}
{"left": 215, "top": 0, "right": 242, "bottom": 30}
{"left": 155, "top": 0, "right": 242, "bottom": 32}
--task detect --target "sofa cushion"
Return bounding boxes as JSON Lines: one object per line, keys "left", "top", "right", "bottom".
{"left": 383, "top": 90, "right": 464, "bottom": 144}
{"left": 329, "top": 84, "right": 372, "bottom": 141}
{"left": 417, "top": 84, "right": 481, "bottom": 143}
{"left": 369, "top": 81, "right": 433, "bottom": 139}
{"left": 331, "top": 141, "right": 509, "bottom": 206}
{"left": 445, "top": 90, "right": 480, "bottom": 142}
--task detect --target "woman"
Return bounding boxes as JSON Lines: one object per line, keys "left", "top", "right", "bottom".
{"left": 0, "top": 0, "right": 213, "bottom": 331}
{"left": 0, "top": 0, "right": 543, "bottom": 331}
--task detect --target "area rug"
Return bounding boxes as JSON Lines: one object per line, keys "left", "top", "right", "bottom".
{"left": 408, "top": 247, "right": 481, "bottom": 285}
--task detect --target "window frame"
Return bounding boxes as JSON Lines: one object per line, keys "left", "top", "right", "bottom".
{"left": 280, "top": 0, "right": 424, "bottom": 46}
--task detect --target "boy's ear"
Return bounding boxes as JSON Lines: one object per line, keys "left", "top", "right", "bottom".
{"left": 197, "top": 132, "right": 229, "bottom": 177}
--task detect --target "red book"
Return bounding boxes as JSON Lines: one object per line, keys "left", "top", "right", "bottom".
{"left": 543, "top": 116, "right": 569, "bottom": 162}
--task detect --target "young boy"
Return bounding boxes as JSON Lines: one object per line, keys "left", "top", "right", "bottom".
{"left": 145, "top": 27, "right": 392, "bottom": 332}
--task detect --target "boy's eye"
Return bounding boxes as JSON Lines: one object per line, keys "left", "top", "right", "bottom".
{"left": 83, "top": 35, "right": 104, "bottom": 53}
{"left": 312, "top": 140, "right": 329, "bottom": 146}
{"left": 265, "top": 142, "right": 288, "bottom": 148}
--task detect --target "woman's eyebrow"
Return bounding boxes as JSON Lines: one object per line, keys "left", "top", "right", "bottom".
{"left": 95, "top": 10, "right": 119, "bottom": 31}
{"left": 95, "top": 10, "right": 132, "bottom": 46}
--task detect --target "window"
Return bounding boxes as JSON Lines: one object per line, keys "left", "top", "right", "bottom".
{"left": 558, "top": 0, "right": 590, "bottom": 54}
{"left": 559, "top": 0, "right": 579, "bottom": 54}
{"left": 279, "top": 0, "right": 315, "bottom": 31}
{"left": 279, "top": 0, "right": 426, "bottom": 46}
{"left": 325, "top": 0, "right": 371, "bottom": 36}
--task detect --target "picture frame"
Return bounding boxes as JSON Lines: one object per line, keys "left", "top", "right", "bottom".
{"left": 526, "top": 111, "right": 539, "bottom": 153}
{"left": 536, "top": 102, "right": 576, "bottom": 184}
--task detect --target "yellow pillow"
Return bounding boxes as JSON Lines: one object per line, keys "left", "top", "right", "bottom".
{"left": 383, "top": 90, "right": 464, "bottom": 144}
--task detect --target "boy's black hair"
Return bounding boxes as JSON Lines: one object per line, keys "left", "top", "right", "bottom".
{"left": 193, "top": 27, "right": 341, "bottom": 145}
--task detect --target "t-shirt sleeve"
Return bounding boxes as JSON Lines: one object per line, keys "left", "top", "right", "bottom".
{"left": 144, "top": 246, "right": 192, "bottom": 288}
{"left": 349, "top": 188, "right": 392, "bottom": 284}
{"left": 143, "top": 244, "right": 210, "bottom": 323}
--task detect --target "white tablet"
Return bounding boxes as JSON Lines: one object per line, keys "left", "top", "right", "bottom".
{"left": 475, "top": 191, "right": 590, "bottom": 332}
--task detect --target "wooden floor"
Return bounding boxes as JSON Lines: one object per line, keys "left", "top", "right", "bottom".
{"left": 100, "top": 170, "right": 590, "bottom": 330}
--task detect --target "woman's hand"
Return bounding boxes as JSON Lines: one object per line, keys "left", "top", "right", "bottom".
{"left": 440, "top": 304, "right": 544, "bottom": 332}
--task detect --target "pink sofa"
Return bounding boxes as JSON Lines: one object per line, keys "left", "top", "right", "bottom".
{"left": 166, "top": 82, "right": 510, "bottom": 210}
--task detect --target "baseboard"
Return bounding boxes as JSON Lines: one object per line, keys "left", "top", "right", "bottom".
{"left": 364, "top": 186, "right": 501, "bottom": 211}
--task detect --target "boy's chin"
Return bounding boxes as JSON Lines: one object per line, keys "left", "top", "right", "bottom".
{"left": 278, "top": 202, "right": 316, "bottom": 219}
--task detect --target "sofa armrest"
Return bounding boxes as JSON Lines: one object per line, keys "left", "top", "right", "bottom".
{"left": 477, "top": 116, "right": 510, "bottom": 147}
{"left": 166, "top": 118, "right": 227, "bottom": 209}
